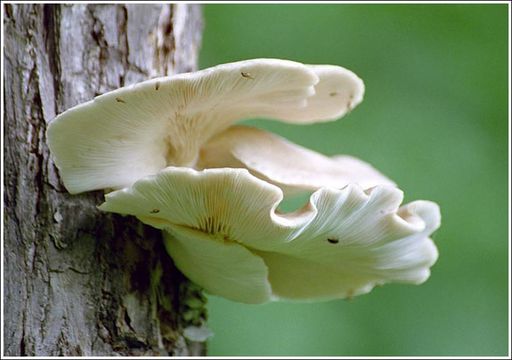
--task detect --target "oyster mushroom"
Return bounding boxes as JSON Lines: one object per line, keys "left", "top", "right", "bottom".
{"left": 99, "top": 167, "right": 439, "bottom": 304}
{"left": 46, "top": 58, "right": 440, "bottom": 304}
{"left": 198, "top": 125, "right": 395, "bottom": 195}
{"left": 47, "top": 59, "right": 363, "bottom": 194}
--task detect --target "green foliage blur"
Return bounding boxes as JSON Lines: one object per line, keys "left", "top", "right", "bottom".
{"left": 199, "top": 4, "right": 509, "bottom": 356}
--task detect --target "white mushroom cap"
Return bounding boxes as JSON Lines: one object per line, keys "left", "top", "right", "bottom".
{"left": 275, "top": 64, "right": 364, "bottom": 123}
{"left": 99, "top": 167, "right": 440, "bottom": 304}
{"left": 198, "top": 125, "right": 394, "bottom": 194}
{"left": 47, "top": 59, "right": 364, "bottom": 194}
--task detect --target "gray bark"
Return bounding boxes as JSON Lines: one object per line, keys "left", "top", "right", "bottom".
{"left": 3, "top": 4, "right": 206, "bottom": 356}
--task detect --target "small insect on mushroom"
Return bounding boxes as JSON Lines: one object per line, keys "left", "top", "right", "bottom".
{"left": 241, "top": 71, "right": 254, "bottom": 79}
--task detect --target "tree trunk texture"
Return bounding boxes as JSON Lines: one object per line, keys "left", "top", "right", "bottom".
{"left": 3, "top": 4, "right": 206, "bottom": 356}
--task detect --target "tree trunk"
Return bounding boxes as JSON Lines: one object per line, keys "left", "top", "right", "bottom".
{"left": 3, "top": 4, "right": 206, "bottom": 356}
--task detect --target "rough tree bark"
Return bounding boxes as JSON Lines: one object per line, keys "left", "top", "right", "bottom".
{"left": 3, "top": 4, "right": 207, "bottom": 356}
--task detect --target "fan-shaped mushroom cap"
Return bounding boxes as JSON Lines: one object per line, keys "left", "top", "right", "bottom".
{"left": 198, "top": 125, "right": 394, "bottom": 194}
{"left": 47, "top": 59, "right": 364, "bottom": 194}
{"left": 99, "top": 167, "right": 440, "bottom": 304}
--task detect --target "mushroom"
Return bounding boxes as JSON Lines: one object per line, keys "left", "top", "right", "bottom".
{"left": 47, "top": 59, "right": 363, "bottom": 194}
{"left": 98, "top": 167, "right": 440, "bottom": 304}
{"left": 197, "top": 125, "right": 395, "bottom": 195}
{"left": 46, "top": 58, "right": 441, "bottom": 304}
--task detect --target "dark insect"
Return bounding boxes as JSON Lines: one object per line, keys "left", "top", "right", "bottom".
{"left": 241, "top": 72, "right": 254, "bottom": 79}
{"left": 327, "top": 238, "right": 339, "bottom": 244}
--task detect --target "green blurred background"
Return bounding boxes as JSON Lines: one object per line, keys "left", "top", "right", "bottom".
{"left": 198, "top": 4, "right": 509, "bottom": 356}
